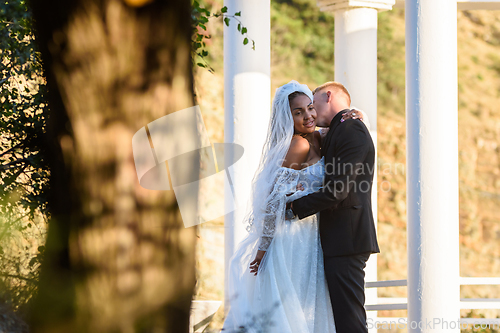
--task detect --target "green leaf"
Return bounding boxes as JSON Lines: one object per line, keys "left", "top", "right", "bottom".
{"left": 243, "top": 38, "right": 248, "bottom": 45}
{"left": 241, "top": 27, "right": 247, "bottom": 34}
{"left": 224, "top": 17, "right": 230, "bottom": 26}
{"left": 221, "top": 6, "right": 228, "bottom": 13}
{"left": 252, "top": 40, "right": 256, "bottom": 50}
{"left": 200, "top": 16, "right": 208, "bottom": 23}
{"left": 201, "top": 50, "right": 209, "bottom": 57}
{"left": 237, "top": 23, "right": 241, "bottom": 32}
{"left": 235, "top": 11, "right": 241, "bottom": 16}
{"left": 197, "top": 63, "right": 206, "bottom": 68}
{"left": 199, "top": 24, "right": 207, "bottom": 30}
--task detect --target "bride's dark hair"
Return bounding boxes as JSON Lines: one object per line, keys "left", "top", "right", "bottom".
{"left": 288, "top": 91, "right": 308, "bottom": 105}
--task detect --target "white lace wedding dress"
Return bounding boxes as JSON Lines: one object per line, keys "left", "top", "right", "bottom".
{"left": 223, "top": 156, "right": 336, "bottom": 333}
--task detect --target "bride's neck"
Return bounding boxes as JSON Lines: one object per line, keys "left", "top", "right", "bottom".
{"left": 294, "top": 132, "right": 314, "bottom": 140}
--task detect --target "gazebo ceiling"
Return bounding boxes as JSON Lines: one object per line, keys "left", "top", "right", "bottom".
{"left": 394, "top": 0, "right": 500, "bottom": 10}
{"left": 317, "top": 0, "right": 500, "bottom": 11}
{"left": 317, "top": 0, "right": 395, "bottom": 11}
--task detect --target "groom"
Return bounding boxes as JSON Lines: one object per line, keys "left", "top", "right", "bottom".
{"left": 288, "top": 82, "right": 380, "bottom": 333}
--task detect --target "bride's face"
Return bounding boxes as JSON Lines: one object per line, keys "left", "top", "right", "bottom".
{"left": 290, "top": 94, "right": 316, "bottom": 134}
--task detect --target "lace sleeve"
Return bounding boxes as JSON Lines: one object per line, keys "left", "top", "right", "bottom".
{"left": 257, "top": 168, "right": 300, "bottom": 251}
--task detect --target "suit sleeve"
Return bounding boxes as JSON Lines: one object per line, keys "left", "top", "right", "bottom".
{"left": 292, "top": 120, "right": 370, "bottom": 220}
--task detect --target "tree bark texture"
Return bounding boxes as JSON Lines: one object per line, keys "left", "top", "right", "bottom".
{"left": 28, "top": 0, "right": 197, "bottom": 332}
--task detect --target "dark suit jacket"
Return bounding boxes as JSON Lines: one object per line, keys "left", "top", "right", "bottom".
{"left": 292, "top": 110, "right": 380, "bottom": 257}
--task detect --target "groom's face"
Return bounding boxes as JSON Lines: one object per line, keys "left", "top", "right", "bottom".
{"left": 312, "top": 90, "right": 329, "bottom": 127}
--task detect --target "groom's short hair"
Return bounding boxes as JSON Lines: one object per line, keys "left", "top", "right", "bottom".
{"left": 313, "top": 82, "right": 351, "bottom": 105}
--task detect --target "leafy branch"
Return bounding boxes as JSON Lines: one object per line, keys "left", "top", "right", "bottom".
{"left": 219, "top": 6, "right": 255, "bottom": 50}
{"left": 192, "top": 1, "right": 255, "bottom": 73}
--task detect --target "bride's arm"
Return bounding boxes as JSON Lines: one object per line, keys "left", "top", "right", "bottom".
{"left": 342, "top": 108, "right": 370, "bottom": 130}
{"left": 317, "top": 109, "right": 369, "bottom": 142}
{"left": 250, "top": 139, "right": 308, "bottom": 275}
{"left": 250, "top": 181, "right": 294, "bottom": 275}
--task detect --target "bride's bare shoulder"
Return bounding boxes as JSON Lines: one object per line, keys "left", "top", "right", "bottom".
{"left": 282, "top": 136, "right": 309, "bottom": 170}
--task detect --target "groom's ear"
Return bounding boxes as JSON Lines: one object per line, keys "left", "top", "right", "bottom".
{"left": 326, "top": 90, "right": 332, "bottom": 103}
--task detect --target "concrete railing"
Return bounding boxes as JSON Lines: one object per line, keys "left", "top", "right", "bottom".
{"left": 188, "top": 277, "right": 499, "bottom": 331}
{"left": 364, "top": 277, "right": 500, "bottom": 325}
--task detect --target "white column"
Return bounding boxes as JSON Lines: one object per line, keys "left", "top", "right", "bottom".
{"left": 223, "top": 0, "right": 271, "bottom": 310}
{"left": 406, "top": 0, "right": 460, "bottom": 332}
{"left": 334, "top": 8, "right": 378, "bottom": 128}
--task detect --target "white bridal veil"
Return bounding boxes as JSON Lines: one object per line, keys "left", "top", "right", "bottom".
{"left": 224, "top": 81, "right": 315, "bottom": 326}
{"left": 244, "top": 80, "right": 313, "bottom": 240}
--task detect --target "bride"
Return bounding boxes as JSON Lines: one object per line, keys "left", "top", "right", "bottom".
{"left": 222, "top": 81, "right": 363, "bottom": 333}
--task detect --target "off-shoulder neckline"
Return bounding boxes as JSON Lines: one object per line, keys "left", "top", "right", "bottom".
{"left": 279, "top": 156, "right": 324, "bottom": 173}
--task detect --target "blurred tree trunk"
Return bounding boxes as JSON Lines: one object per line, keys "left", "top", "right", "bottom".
{"left": 28, "top": 0, "right": 196, "bottom": 332}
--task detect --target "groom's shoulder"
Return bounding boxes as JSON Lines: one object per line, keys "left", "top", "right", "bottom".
{"left": 336, "top": 118, "right": 369, "bottom": 136}
{"left": 333, "top": 119, "right": 373, "bottom": 147}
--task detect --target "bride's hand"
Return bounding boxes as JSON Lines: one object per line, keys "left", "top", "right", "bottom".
{"left": 249, "top": 250, "right": 266, "bottom": 276}
{"left": 341, "top": 109, "right": 364, "bottom": 122}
